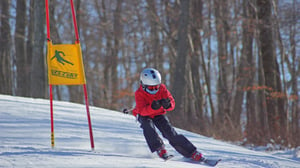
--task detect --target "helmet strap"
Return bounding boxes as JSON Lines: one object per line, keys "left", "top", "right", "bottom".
{"left": 140, "top": 81, "right": 146, "bottom": 90}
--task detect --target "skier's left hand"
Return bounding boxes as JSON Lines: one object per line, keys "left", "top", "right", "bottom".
{"left": 123, "top": 108, "right": 129, "bottom": 114}
{"left": 160, "top": 98, "right": 171, "bottom": 109}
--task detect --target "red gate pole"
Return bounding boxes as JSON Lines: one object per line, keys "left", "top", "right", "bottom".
{"left": 70, "top": 0, "right": 95, "bottom": 150}
{"left": 70, "top": 0, "right": 80, "bottom": 44}
{"left": 50, "top": 85, "right": 55, "bottom": 148}
{"left": 83, "top": 84, "right": 95, "bottom": 150}
{"left": 45, "top": 0, "right": 50, "bottom": 42}
{"left": 45, "top": 0, "right": 55, "bottom": 148}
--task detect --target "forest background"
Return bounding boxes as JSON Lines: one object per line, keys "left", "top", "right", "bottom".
{"left": 0, "top": 0, "right": 299, "bottom": 148}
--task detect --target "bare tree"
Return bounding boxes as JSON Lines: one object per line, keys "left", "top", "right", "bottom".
{"left": 110, "top": 0, "right": 123, "bottom": 110}
{"left": 288, "top": 0, "right": 300, "bottom": 147}
{"left": 15, "top": 0, "right": 27, "bottom": 96}
{"left": 25, "top": 0, "right": 34, "bottom": 97}
{"left": 30, "top": 0, "right": 46, "bottom": 98}
{"left": 204, "top": 0, "right": 216, "bottom": 128}
{"left": 214, "top": 0, "right": 232, "bottom": 137}
{"left": 240, "top": 0, "right": 259, "bottom": 144}
{"left": 145, "top": 0, "right": 163, "bottom": 71}
{"left": 0, "top": 0, "right": 12, "bottom": 95}
{"left": 257, "top": 0, "right": 285, "bottom": 143}
{"left": 169, "top": 0, "right": 190, "bottom": 127}
{"left": 188, "top": 0, "right": 206, "bottom": 133}
{"left": 68, "top": 0, "right": 84, "bottom": 104}
{"left": 278, "top": 0, "right": 300, "bottom": 146}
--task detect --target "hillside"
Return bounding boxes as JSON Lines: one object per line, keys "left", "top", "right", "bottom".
{"left": 0, "top": 95, "right": 299, "bottom": 168}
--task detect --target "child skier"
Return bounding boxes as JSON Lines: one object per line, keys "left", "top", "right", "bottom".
{"left": 131, "top": 68, "right": 205, "bottom": 161}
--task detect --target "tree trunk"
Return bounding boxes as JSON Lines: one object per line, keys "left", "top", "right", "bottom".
{"left": 15, "top": 0, "right": 27, "bottom": 96}
{"left": 289, "top": 0, "right": 299, "bottom": 147}
{"left": 68, "top": 0, "right": 83, "bottom": 104}
{"left": 0, "top": 0, "right": 12, "bottom": 95}
{"left": 25, "top": 0, "right": 34, "bottom": 97}
{"left": 169, "top": 0, "right": 190, "bottom": 127}
{"left": 188, "top": 0, "right": 206, "bottom": 133}
{"left": 206, "top": 0, "right": 216, "bottom": 127}
{"left": 146, "top": 0, "right": 163, "bottom": 71}
{"left": 102, "top": 0, "right": 112, "bottom": 108}
{"left": 240, "top": 0, "right": 256, "bottom": 144}
{"left": 30, "top": 0, "right": 46, "bottom": 98}
{"left": 110, "top": 0, "right": 123, "bottom": 110}
{"left": 214, "top": 0, "right": 231, "bottom": 134}
{"left": 258, "top": 46, "right": 271, "bottom": 144}
{"left": 257, "top": 0, "right": 284, "bottom": 143}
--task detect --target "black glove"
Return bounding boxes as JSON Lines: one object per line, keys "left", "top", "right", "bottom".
{"left": 160, "top": 98, "right": 171, "bottom": 109}
{"left": 123, "top": 108, "right": 129, "bottom": 114}
{"left": 136, "top": 114, "right": 141, "bottom": 123}
{"left": 151, "top": 100, "right": 161, "bottom": 110}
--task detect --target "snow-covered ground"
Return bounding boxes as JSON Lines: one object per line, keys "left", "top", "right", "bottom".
{"left": 0, "top": 94, "right": 299, "bottom": 168}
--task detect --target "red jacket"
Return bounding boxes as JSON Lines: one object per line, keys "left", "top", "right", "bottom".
{"left": 132, "top": 84, "right": 175, "bottom": 118}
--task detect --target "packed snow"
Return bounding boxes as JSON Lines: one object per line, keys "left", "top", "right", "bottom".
{"left": 0, "top": 94, "right": 299, "bottom": 168}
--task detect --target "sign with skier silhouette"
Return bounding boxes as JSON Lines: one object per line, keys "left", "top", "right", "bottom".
{"left": 47, "top": 42, "right": 86, "bottom": 85}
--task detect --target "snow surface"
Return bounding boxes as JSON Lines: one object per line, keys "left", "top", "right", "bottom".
{"left": 0, "top": 94, "right": 299, "bottom": 168}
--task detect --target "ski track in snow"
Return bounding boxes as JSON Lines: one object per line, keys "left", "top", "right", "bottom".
{"left": 0, "top": 94, "right": 299, "bottom": 168}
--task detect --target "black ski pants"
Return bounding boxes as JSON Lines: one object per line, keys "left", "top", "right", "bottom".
{"left": 138, "top": 115, "right": 196, "bottom": 158}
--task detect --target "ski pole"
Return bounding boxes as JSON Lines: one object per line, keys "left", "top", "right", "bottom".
{"left": 122, "top": 108, "right": 134, "bottom": 114}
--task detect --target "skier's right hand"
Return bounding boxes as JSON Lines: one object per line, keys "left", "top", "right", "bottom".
{"left": 151, "top": 100, "right": 161, "bottom": 110}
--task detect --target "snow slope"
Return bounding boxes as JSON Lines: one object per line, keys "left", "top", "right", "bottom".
{"left": 0, "top": 94, "right": 299, "bottom": 168}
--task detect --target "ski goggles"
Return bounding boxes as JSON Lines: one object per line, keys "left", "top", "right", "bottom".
{"left": 146, "top": 85, "right": 160, "bottom": 91}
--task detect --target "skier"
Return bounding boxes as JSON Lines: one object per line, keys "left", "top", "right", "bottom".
{"left": 131, "top": 68, "right": 205, "bottom": 162}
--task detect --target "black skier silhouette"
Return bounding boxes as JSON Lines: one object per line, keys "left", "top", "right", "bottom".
{"left": 51, "top": 50, "right": 74, "bottom": 66}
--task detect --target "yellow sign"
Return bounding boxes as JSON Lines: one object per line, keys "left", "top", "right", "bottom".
{"left": 47, "top": 42, "right": 86, "bottom": 85}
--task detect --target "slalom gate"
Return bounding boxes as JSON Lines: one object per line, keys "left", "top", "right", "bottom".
{"left": 45, "top": 0, "right": 94, "bottom": 150}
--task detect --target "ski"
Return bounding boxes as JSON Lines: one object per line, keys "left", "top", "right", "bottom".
{"left": 162, "top": 154, "right": 174, "bottom": 161}
{"left": 182, "top": 157, "right": 221, "bottom": 167}
{"left": 203, "top": 158, "right": 221, "bottom": 167}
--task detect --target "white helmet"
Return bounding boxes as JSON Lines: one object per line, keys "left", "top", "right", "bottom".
{"left": 140, "top": 68, "right": 161, "bottom": 94}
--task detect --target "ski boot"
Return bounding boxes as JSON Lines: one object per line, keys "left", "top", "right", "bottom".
{"left": 191, "top": 150, "right": 221, "bottom": 166}
{"left": 157, "top": 147, "right": 173, "bottom": 161}
{"left": 191, "top": 151, "right": 205, "bottom": 162}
